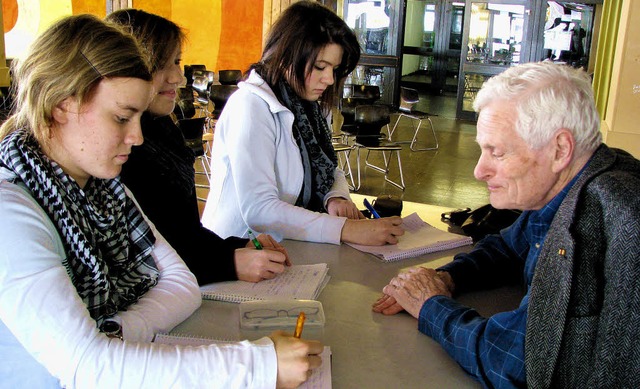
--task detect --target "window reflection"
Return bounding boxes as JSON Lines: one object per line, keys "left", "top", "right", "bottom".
{"left": 345, "top": 65, "right": 387, "bottom": 94}
{"left": 542, "top": 1, "right": 593, "bottom": 69}
{"left": 345, "top": 0, "right": 392, "bottom": 55}
{"left": 467, "top": 3, "right": 525, "bottom": 66}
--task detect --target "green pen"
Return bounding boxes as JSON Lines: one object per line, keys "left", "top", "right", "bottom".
{"left": 247, "top": 229, "right": 263, "bottom": 250}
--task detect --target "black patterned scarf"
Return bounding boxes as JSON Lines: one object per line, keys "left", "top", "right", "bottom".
{"left": 0, "top": 129, "right": 159, "bottom": 325}
{"left": 278, "top": 82, "right": 337, "bottom": 212}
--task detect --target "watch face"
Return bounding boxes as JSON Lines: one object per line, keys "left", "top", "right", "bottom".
{"left": 101, "top": 320, "right": 122, "bottom": 337}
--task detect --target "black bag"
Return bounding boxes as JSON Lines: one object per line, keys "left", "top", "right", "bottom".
{"left": 441, "top": 204, "right": 521, "bottom": 242}
{"left": 372, "top": 194, "right": 403, "bottom": 217}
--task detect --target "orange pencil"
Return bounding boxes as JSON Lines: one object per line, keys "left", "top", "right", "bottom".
{"left": 293, "top": 311, "right": 306, "bottom": 338}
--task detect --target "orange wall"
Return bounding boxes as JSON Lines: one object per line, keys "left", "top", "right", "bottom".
{"left": 71, "top": 0, "right": 105, "bottom": 18}
{"left": 217, "top": 1, "right": 263, "bottom": 72}
{"left": 3, "top": 0, "right": 263, "bottom": 74}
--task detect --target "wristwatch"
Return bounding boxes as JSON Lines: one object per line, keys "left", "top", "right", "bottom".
{"left": 101, "top": 320, "right": 123, "bottom": 341}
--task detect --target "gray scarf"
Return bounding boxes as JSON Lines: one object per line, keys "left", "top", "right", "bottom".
{"left": 278, "top": 82, "right": 337, "bottom": 212}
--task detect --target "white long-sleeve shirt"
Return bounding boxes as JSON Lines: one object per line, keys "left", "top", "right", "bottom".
{"left": 0, "top": 169, "right": 277, "bottom": 389}
{"left": 201, "top": 70, "right": 350, "bottom": 244}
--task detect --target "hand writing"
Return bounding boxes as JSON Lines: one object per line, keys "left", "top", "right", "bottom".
{"left": 342, "top": 216, "right": 404, "bottom": 245}
{"left": 270, "top": 330, "right": 324, "bottom": 389}
{"left": 246, "top": 233, "right": 292, "bottom": 266}
{"left": 235, "top": 248, "right": 287, "bottom": 282}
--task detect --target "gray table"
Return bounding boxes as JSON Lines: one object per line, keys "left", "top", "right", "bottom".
{"left": 172, "top": 198, "right": 523, "bottom": 388}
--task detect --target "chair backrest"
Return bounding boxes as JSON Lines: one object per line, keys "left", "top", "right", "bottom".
{"left": 350, "top": 84, "right": 380, "bottom": 103}
{"left": 174, "top": 86, "right": 196, "bottom": 120}
{"left": 209, "top": 84, "right": 239, "bottom": 118}
{"left": 399, "top": 86, "right": 420, "bottom": 113}
{"left": 184, "top": 64, "right": 207, "bottom": 86}
{"left": 218, "top": 69, "right": 242, "bottom": 85}
{"left": 354, "top": 104, "right": 390, "bottom": 136}
{"left": 179, "top": 117, "right": 207, "bottom": 156}
{"left": 192, "top": 76, "right": 210, "bottom": 104}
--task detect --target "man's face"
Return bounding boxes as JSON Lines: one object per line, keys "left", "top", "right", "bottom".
{"left": 473, "top": 101, "right": 561, "bottom": 210}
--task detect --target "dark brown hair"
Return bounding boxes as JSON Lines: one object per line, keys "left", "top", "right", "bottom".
{"left": 106, "top": 9, "right": 185, "bottom": 74}
{"left": 251, "top": 1, "right": 360, "bottom": 111}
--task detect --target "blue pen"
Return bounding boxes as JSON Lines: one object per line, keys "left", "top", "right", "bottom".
{"left": 363, "top": 198, "right": 381, "bottom": 219}
{"left": 247, "top": 229, "right": 263, "bottom": 250}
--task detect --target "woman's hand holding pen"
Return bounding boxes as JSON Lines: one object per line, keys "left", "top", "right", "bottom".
{"left": 248, "top": 233, "right": 292, "bottom": 266}
{"left": 326, "top": 197, "right": 366, "bottom": 219}
{"left": 234, "top": 248, "right": 288, "bottom": 282}
{"left": 341, "top": 216, "right": 405, "bottom": 246}
{"left": 269, "top": 330, "right": 323, "bottom": 389}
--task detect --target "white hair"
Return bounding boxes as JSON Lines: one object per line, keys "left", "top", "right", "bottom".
{"left": 473, "top": 62, "right": 601, "bottom": 155}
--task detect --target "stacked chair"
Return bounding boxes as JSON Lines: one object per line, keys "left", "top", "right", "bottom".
{"left": 337, "top": 84, "right": 405, "bottom": 191}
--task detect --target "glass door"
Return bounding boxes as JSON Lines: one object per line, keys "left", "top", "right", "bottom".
{"left": 341, "top": 0, "right": 404, "bottom": 106}
{"left": 400, "top": 0, "right": 465, "bottom": 97}
{"left": 456, "top": 0, "right": 533, "bottom": 120}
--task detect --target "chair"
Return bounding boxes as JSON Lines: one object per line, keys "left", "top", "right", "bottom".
{"left": 184, "top": 64, "right": 206, "bottom": 87}
{"left": 218, "top": 69, "right": 242, "bottom": 85}
{"left": 352, "top": 105, "right": 405, "bottom": 191}
{"left": 209, "top": 84, "right": 239, "bottom": 120}
{"left": 389, "top": 87, "right": 438, "bottom": 151}
{"left": 332, "top": 141, "right": 356, "bottom": 191}
{"left": 173, "top": 86, "right": 196, "bottom": 120}
{"left": 349, "top": 84, "right": 381, "bottom": 103}
{"left": 178, "top": 117, "right": 209, "bottom": 201}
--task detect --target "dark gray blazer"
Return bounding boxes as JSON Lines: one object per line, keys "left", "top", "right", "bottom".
{"left": 526, "top": 144, "right": 640, "bottom": 388}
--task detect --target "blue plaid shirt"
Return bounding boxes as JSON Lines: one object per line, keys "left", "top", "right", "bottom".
{"left": 419, "top": 174, "right": 582, "bottom": 388}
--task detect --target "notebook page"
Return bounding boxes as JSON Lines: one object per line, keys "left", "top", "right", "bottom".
{"left": 200, "top": 264, "right": 329, "bottom": 302}
{"left": 346, "top": 213, "right": 472, "bottom": 261}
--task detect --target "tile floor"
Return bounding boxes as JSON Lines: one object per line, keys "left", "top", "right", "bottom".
{"left": 196, "top": 95, "right": 490, "bottom": 214}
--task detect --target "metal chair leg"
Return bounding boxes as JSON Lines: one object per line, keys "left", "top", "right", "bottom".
{"left": 391, "top": 113, "right": 438, "bottom": 152}
{"left": 410, "top": 116, "right": 438, "bottom": 151}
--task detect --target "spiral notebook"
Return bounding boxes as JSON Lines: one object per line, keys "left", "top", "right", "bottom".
{"left": 346, "top": 212, "right": 473, "bottom": 262}
{"left": 200, "top": 264, "right": 330, "bottom": 303}
{"left": 154, "top": 333, "right": 332, "bottom": 389}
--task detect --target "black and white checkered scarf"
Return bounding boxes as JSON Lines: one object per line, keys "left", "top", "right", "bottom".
{"left": 0, "top": 129, "right": 159, "bottom": 325}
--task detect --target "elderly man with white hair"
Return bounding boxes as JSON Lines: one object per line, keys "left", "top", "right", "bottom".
{"left": 373, "top": 61, "right": 640, "bottom": 388}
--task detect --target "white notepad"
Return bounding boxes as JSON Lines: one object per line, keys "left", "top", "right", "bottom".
{"left": 347, "top": 212, "right": 473, "bottom": 261}
{"left": 200, "top": 264, "right": 330, "bottom": 303}
{"left": 154, "top": 333, "right": 332, "bottom": 389}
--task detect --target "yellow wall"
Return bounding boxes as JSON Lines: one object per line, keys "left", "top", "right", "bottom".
{"left": 602, "top": 0, "right": 640, "bottom": 158}
{"left": 3, "top": 0, "right": 263, "bottom": 74}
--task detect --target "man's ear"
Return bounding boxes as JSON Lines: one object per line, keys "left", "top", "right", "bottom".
{"left": 51, "top": 98, "right": 75, "bottom": 125}
{"left": 552, "top": 128, "right": 574, "bottom": 173}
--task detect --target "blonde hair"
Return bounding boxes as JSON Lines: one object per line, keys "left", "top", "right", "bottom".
{"left": 0, "top": 14, "right": 152, "bottom": 144}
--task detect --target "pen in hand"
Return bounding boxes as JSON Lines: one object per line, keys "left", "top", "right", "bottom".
{"left": 247, "top": 229, "right": 263, "bottom": 250}
{"left": 363, "top": 198, "right": 381, "bottom": 219}
{"left": 293, "top": 311, "right": 306, "bottom": 338}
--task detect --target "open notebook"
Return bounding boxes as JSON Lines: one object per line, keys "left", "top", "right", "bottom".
{"left": 347, "top": 212, "right": 473, "bottom": 262}
{"left": 154, "top": 333, "right": 332, "bottom": 389}
{"left": 200, "top": 264, "right": 330, "bottom": 303}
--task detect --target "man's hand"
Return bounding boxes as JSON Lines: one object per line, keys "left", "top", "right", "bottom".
{"left": 326, "top": 197, "right": 365, "bottom": 220}
{"left": 373, "top": 267, "right": 452, "bottom": 318}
